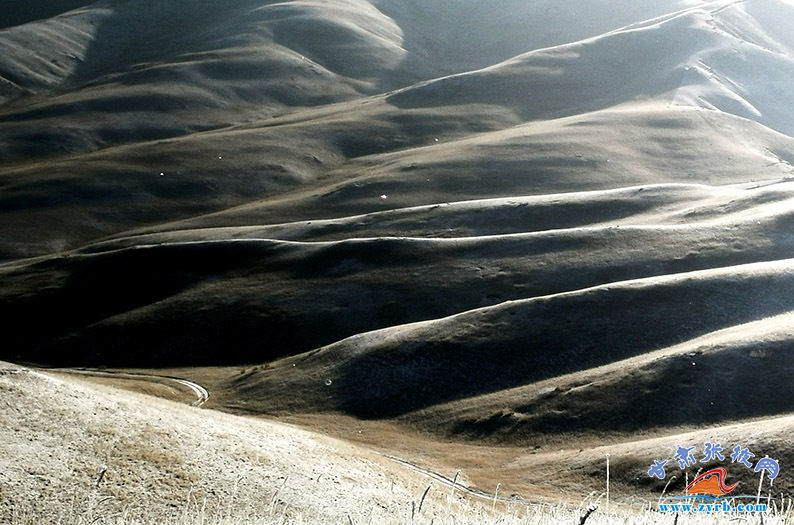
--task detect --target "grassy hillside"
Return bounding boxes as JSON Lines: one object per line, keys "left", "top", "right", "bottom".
{"left": 4, "top": 0, "right": 794, "bottom": 516}
{"left": 4, "top": 363, "right": 791, "bottom": 523}
{"left": 0, "top": 362, "right": 463, "bottom": 523}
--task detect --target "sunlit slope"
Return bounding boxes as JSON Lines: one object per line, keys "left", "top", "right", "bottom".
{"left": 425, "top": 311, "right": 794, "bottom": 442}
{"left": 3, "top": 101, "right": 794, "bottom": 260}
{"left": 372, "top": 0, "right": 697, "bottom": 76}
{"left": 171, "top": 103, "right": 794, "bottom": 232}
{"left": 222, "top": 258, "right": 794, "bottom": 418}
{"left": 3, "top": 0, "right": 794, "bottom": 455}
{"left": 0, "top": 0, "right": 699, "bottom": 110}
{"left": 0, "top": 0, "right": 407, "bottom": 160}
{"left": 390, "top": 1, "right": 794, "bottom": 135}
{"left": 0, "top": 363, "right": 446, "bottom": 522}
{"left": 3, "top": 1, "right": 794, "bottom": 260}
{"left": 4, "top": 175, "right": 794, "bottom": 367}
{"left": 0, "top": 0, "right": 698, "bottom": 161}
{"left": 515, "top": 414, "right": 794, "bottom": 501}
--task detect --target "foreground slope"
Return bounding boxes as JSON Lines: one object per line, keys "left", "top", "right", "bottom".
{"left": 0, "top": 362, "right": 463, "bottom": 523}
{"left": 6, "top": 365, "right": 791, "bottom": 523}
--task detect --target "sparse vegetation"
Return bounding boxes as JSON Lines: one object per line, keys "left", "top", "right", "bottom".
{"left": 7, "top": 490, "right": 794, "bottom": 525}
{"left": 5, "top": 1, "right": 794, "bottom": 523}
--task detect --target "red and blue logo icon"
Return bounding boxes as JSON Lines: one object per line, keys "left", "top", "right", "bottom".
{"left": 648, "top": 443, "right": 780, "bottom": 502}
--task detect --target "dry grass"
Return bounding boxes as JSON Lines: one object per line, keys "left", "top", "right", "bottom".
{"left": 7, "top": 491, "right": 793, "bottom": 524}
{"left": 48, "top": 373, "right": 190, "bottom": 403}
{"left": 0, "top": 367, "right": 454, "bottom": 523}
{"left": 3, "top": 366, "right": 792, "bottom": 525}
{"left": 6, "top": 2, "right": 794, "bottom": 523}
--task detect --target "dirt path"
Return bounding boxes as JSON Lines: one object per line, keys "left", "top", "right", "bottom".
{"left": 41, "top": 366, "right": 539, "bottom": 508}
{"left": 378, "top": 453, "right": 533, "bottom": 506}
{"left": 44, "top": 368, "right": 209, "bottom": 406}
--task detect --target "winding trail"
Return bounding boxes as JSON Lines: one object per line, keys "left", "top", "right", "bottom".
{"left": 45, "top": 368, "right": 209, "bottom": 406}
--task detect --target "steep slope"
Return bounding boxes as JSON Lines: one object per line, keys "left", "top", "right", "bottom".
{"left": 1, "top": 0, "right": 703, "bottom": 162}
{"left": 0, "top": 0, "right": 409, "bottom": 161}
{"left": 4, "top": 1, "right": 794, "bottom": 261}
{"left": 373, "top": 0, "right": 698, "bottom": 77}
{"left": 0, "top": 1, "right": 95, "bottom": 30}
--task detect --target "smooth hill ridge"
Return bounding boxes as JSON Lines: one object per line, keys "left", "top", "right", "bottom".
{"left": 5, "top": 0, "right": 794, "bottom": 511}
{"left": 224, "top": 257, "right": 794, "bottom": 416}
{"left": 6, "top": 101, "right": 794, "bottom": 260}
{"left": 435, "top": 310, "right": 794, "bottom": 439}
{"left": 388, "top": 1, "right": 794, "bottom": 135}
{"left": 505, "top": 413, "right": 794, "bottom": 500}
{"left": 101, "top": 101, "right": 794, "bottom": 237}
{"left": 74, "top": 181, "right": 793, "bottom": 249}
{"left": 0, "top": 0, "right": 95, "bottom": 30}
{"left": 4, "top": 0, "right": 794, "bottom": 261}
{"left": 372, "top": 0, "right": 699, "bottom": 77}
{"left": 0, "top": 0, "right": 406, "bottom": 160}
{"left": 5, "top": 180, "right": 794, "bottom": 367}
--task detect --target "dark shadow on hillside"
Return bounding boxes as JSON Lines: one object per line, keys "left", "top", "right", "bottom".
{"left": 66, "top": 0, "right": 235, "bottom": 85}
{"left": 0, "top": 0, "right": 91, "bottom": 30}
{"left": 329, "top": 271, "right": 794, "bottom": 418}
{"left": 7, "top": 217, "right": 794, "bottom": 368}
{"left": 375, "top": 0, "right": 694, "bottom": 81}
{"left": 451, "top": 337, "right": 794, "bottom": 442}
{"left": 0, "top": 241, "right": 288, "bottom": 366}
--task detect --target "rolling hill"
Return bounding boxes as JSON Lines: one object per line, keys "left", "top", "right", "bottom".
{"left": 3, "top": 0, "right": 794, "bottom": 513}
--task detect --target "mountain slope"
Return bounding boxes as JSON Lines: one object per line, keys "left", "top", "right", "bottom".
{"left": 221, "top": 258, "right": 794, "bottom": 418}
{"left": 4, "top": 1, "right": 794, "bottom": 504}
{"left": 389, "top": 2, "right": 794, "bottom": 135}
{"left": 0, "top": 363, "right": 459, "bottom": 522}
